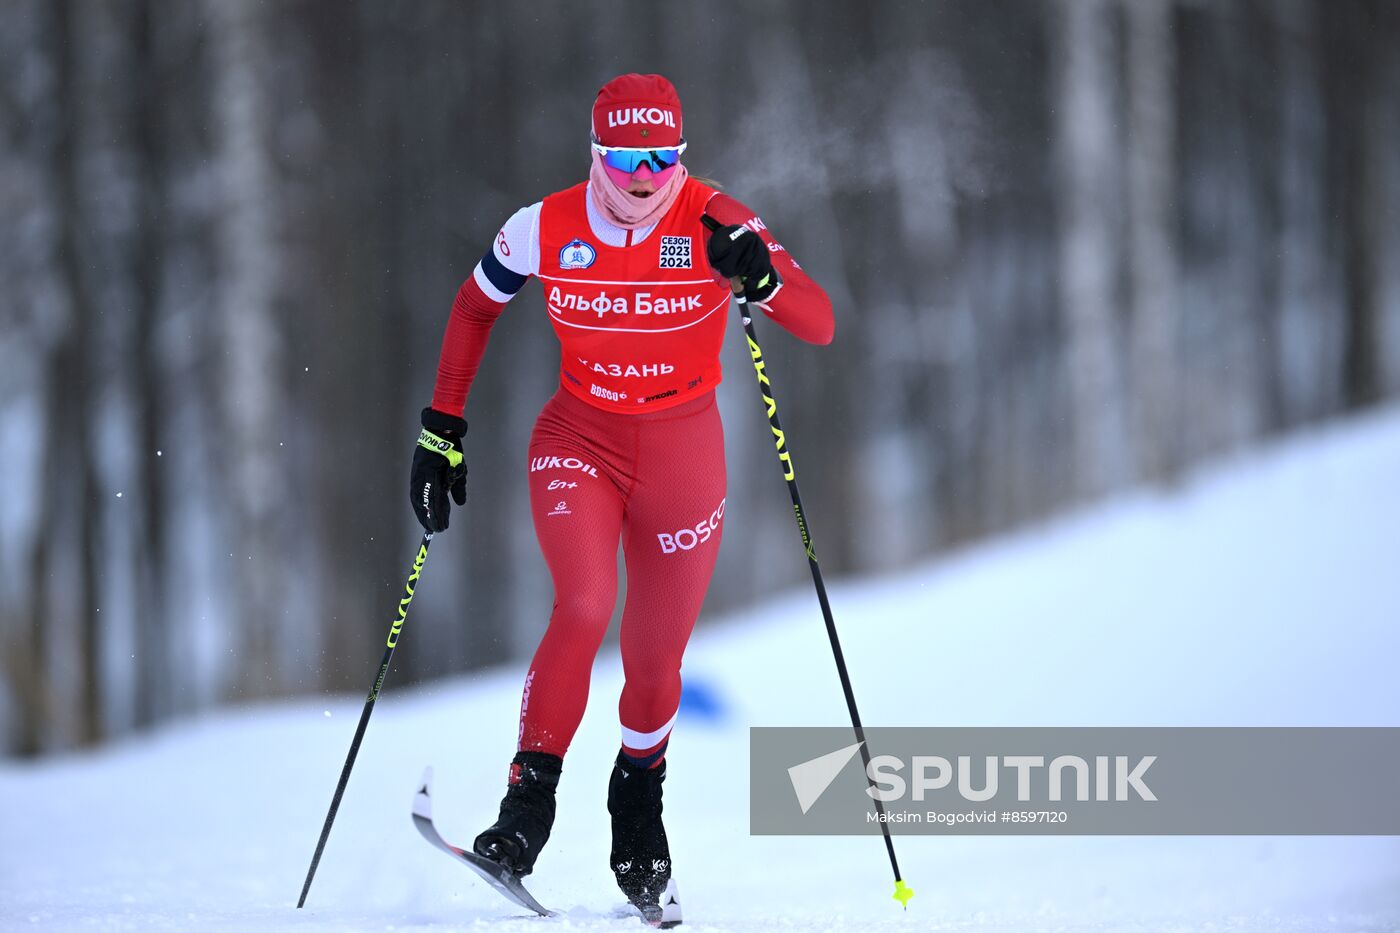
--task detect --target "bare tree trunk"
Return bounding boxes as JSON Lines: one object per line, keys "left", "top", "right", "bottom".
{"left": 1, "top": 0, "right": 52, "bottom": 756}
{"left": 207, "top": 0, "right": 284, "bottom": 699}
{"left": 1370, "top": 3, "right": 1400, "bottom": 395}
{"left": 46, "top": 0, "right": 103, "bottom": 747}
{"left": 129, "top": 0, "right": 171, "bottom": 726}
{"left": 1054, "top": 0, "right": 1125, "bottom": 497}
{"left": 20, "top": 539, "right": 53, "bottom": 754}
{"left": 1269, "top": 0, "right": 1328, "bottom": 426}
{"left": 1125, "top": 0, "right": 1179, "bottom": 482}
{"left": 1330, "top": 0, "right": 1382, "bottom": 409}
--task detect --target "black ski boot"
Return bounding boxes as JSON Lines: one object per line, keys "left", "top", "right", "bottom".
{"left": 608, "top": 750, "right": 677, "bottom": 922}
{"left": 473, "top": 751, "right": 562, "bottom": 877}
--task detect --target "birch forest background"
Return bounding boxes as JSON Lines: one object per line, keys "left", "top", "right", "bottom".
{"left": 3, "top": 0, "right": 1398, "bottom": 755}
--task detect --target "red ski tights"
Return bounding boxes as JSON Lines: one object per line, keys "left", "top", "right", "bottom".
{"left": 515, "top": 385, "right": 726, "bottom": 769}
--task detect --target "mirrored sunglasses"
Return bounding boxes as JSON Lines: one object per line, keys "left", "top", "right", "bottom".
{"left": 591, "top": 139, "right": 688, "bottom": 175}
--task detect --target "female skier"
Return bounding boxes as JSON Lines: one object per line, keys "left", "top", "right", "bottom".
{"left": 409, "top": 73, "right": 834, "bottom": 917}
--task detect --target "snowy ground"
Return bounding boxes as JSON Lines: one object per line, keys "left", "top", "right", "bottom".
{"left": 5, "top": 406, "right": 1400, "bottom": 932}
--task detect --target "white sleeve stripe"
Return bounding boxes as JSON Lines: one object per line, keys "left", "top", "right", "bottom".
{"left": 620, "top": 709, "right": 678, "bottom": 750}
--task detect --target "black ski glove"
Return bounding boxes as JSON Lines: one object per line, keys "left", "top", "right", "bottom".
{"left": 705, "top": 221, "right": 782, "bottom": 304}
{"left": 411, "top": 406, "right": 467, "bottom": 533}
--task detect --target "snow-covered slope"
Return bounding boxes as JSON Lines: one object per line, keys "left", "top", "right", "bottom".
{"left": 5, "top": 406, "right": 1400, "bottom": 932}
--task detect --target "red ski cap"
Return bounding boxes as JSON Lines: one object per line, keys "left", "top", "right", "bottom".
{"left": 591, "top": 73, "right": 683, "bottom": 149}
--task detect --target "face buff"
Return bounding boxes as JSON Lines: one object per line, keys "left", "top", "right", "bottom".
{"left": 588, "top": 149, "right": 689, "bottom": 230}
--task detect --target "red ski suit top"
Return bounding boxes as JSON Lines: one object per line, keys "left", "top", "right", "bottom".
{"left": 430, "top": 178, "right": 834, "bottom": 417}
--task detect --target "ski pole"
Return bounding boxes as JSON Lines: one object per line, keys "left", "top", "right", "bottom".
{"left": 297, "top": 531, "right": 434, "bottom": 908}
{"left": 702, "top": 215, "right": 913, "bottom": 909}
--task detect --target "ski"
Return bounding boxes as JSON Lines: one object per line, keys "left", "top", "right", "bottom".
{"left": 411, "top": 767, "right": 555, "bottom": 918}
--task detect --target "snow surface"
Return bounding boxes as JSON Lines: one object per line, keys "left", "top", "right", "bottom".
{"left": 5, "top": 406, "right": 1400, "bottom": 932}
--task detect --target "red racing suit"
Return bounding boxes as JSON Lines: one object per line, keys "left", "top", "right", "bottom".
{"left": 430, "top": 176, "right": 832, "bottom": 766}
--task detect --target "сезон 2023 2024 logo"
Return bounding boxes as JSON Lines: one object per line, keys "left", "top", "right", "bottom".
{"left": 559, "top": 238, "right": 597, "bottom": 270}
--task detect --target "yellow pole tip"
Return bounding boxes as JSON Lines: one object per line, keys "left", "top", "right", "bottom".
{"left": 892, "top": 879, "right": 914, "bottom": 908}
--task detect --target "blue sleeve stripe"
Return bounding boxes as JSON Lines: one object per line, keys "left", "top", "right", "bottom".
{"left": 480, "top": 248, "right": 528, "bottom": 296}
